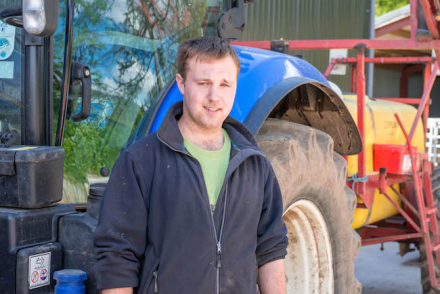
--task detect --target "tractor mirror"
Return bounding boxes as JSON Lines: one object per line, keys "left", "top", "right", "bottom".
{"left": 22, "top": 0, "right": 58, "bottom": 37}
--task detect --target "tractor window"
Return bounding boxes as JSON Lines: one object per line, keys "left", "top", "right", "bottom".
{"left": 0, "top": 4, "right": 23, "bottom": 140}
{"left": 53, "top": 0, "right": 225, "bottom": 203}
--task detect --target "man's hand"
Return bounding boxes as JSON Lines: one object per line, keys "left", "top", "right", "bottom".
{"left": 101, "top": 287, "right": 133, "bottom": 294}
{"left": 258, "top": 259, "right": 286, "bottom": 294}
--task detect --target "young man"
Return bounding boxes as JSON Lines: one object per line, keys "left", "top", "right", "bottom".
{"left": 93, "top": 36, "right": 288, "bottom": 294}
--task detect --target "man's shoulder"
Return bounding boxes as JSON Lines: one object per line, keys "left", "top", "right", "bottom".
{"left": 123, "top": 132, "right": 163, "bottom": 160}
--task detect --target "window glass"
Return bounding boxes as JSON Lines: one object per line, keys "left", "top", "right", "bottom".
{"left": 0, "top": 1, "right": 23, "bottom": 140}
{"left": 54, "top": 0, "right": 225, "bottom": 203}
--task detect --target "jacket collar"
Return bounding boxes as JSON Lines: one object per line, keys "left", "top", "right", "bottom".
{"left": 157, "top": 101, "right": 260, "bottom": 153}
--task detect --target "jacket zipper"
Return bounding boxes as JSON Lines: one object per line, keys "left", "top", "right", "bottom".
{"left": 157, "top": 135, "right": 233, "bottom": 294}
{"left": 192, "top": 158, "right": 228, "bottom": 294}
{"left": 152, "top": 270, "right": 158, "bottom": 292}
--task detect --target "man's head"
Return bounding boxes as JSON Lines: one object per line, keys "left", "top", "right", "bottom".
{"left": 176, "top": 36, "right": 240, "bottom": 132}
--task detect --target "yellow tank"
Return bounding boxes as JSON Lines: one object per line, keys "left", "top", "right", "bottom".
{"left": 342, "top": 94, "right": 426, "bottom": 229}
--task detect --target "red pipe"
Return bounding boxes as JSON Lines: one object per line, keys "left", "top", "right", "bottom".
{"left": 374, "top": 98, "right": 422, "bottom": 104}
{"left": 411, "top": 0, "right": 418, "bottom": 40}
{"left": 400, "top": 65, "right": 424, "bottom": 98}
{"left": 232, "top": 39, "right": 440, "bottom": 50}
{"left": 420, "top": 0, "right": 440, "bottom": 39}
{"left": 356, "top": 45, "right": 366, "bottom": 195}
{"left": 408, "top": 62, "right": 438, "bottom": 142}
{"left": 423, "top": 64, "right": 432, "bottom": 145}
{"left": 335, "top": 57, "right": 435, "bottom": 64}
{"left": 324, "top": 62, "right": 335, "bottom": 79}
{"left": 362, "top": 232, "right": 423, "bottom": 246}
{"left": 351, "top": 65, "right": 357, "bottom": 93}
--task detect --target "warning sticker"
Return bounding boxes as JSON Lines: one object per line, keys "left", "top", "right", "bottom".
{"left": 29, "top": 252, "right": 51, "bottom": 289}
{"left": 0, "top": 21, "right": 15, "bottom": 61}
{"left": 402, "top": 154, "right": 412, "bottom": 173}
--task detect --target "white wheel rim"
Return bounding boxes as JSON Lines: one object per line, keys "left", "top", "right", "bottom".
{"left": 283, "top": 199, "right": 334, "bottom": 294}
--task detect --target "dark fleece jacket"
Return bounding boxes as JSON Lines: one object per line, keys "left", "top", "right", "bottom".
{"left": 93, "top": 102, "right": 288, "bottom": 294}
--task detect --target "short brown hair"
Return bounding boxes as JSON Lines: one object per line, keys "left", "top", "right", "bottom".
{"left": 177, "top": 36, "right": 241, "bottom": 80}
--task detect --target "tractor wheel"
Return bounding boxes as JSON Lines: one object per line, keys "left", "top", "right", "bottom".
{"left": 256, "top": 119, "right": 362, "bottom": 294}
{"left": 420, "top": 165, "right": 440, "bottom": 293}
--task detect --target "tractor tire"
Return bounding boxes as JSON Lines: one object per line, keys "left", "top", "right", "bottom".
{"left": 420, "top": 165, "right": 440, "bottom": 293}
{"left": 256, "top": 119, "right": 362, "bottom": 294}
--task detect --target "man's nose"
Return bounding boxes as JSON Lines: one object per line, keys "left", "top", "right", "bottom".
{"left": 208, "top": 86, "right": 221, "bottom": 102}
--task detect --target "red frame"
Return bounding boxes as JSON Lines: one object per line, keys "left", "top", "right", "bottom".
{"left": 232, "top": 0, "right": 440, "bottom": 286}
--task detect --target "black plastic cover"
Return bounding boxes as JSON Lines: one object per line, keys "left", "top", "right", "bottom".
{"left": 58, "top": 183, "right": 105, "bottom": 294}
{"left": 0, "top": 146, "right": 65, "bottom": 208}
{"left": 0, "top": 204, "right": 75, "bottom": 293}
{"left": 16, "top": 243, "right": 63, "bottom": 294}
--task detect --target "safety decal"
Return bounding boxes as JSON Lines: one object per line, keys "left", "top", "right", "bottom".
{"left": 29, "top": 252, "right": 51, "bottom": 289}
{"left": 0, "top": 21, "right": 15, "bottom": 61}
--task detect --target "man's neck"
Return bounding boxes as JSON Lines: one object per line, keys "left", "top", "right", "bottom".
{"left": 178, "top": 117, "right": 224, "bottom": 151}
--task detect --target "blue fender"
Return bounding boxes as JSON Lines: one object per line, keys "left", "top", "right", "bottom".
{"left": 147, "top": 46, "right": 361, "bottom": 155}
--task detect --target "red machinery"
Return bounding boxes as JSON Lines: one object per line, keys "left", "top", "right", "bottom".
{"left": 233, "top": 0, "right": 440, "bottom": 288}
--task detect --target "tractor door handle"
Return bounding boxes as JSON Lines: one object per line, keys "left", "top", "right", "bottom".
{"left": 70, "top": 62, "right": 91, "bottom": 122}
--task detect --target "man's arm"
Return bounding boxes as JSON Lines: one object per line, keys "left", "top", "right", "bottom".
{"left": 255, "top": 161, "right": 288, "bottom": 292}
{"left": 102, "top": 288, "right": 133, "bottom": 294}
{"left": 258, "top": 259, "right": 286, "bottom": 294}
{"left": 93, "top": 151, "right": 150, "bottom": 291}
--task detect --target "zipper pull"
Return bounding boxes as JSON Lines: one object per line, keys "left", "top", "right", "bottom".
{"left": 153, "top": 271, "right": 159, "bottom": 292}
{"left": 216, "top": 242, "right": 222, "bottom": 269}
{"left": 217, "top": 242, "right": 222, "bottom": 255}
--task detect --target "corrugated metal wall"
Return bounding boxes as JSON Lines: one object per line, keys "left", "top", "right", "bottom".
{"left": 240, "top": 0, "right": 371, "bottom": 91}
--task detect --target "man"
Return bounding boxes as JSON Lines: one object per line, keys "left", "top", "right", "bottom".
{"left": 93, "top": 36, "right": 288, "bottom": 294}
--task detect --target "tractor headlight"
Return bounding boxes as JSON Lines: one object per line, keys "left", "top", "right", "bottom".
{"left": 23, "top": 0, "right": 58, "bottom": 37}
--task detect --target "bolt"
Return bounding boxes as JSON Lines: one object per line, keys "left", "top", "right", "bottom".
{"left": 100, "top": 167, "right": 110, "bottom": 177}
{"left": 84, "top": 68, "right": 90, "bottom": 78}
{"left": 31, "top": 37, "right": 36, "bottom": 43}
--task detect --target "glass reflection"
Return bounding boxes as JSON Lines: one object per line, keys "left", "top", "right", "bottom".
{"left": 54, "top": 0, "right": 225, "bottom": 203}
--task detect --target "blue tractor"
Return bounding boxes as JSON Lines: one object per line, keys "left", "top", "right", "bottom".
{"left": 0, "top": 0, "right": 362, "bottom": 293}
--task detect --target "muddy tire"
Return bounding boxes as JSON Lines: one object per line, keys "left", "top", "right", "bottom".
{"left": 420, "top": 165, "right": 440, "bottom": 293}
{"left": 256, "top": 119, "right": 361, "bottom": 294}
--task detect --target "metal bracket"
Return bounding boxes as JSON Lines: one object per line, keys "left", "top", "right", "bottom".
{"left": 0, "top": 133, "right": 19, "bottom": 148}
{"left": 218, "top": 0, "right": 255, "bottom": 40}
{"left": 24, "top": 32, "right": 44, "bottom": 46}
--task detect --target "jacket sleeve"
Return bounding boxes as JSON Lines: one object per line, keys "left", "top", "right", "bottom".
{"left": 256, "top": 160, "right": 288, "bottom": 267}
{"left": 93, "top": 151, "right": 149, "bottom": 290}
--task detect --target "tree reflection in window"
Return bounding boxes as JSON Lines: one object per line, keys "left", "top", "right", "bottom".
{"left": 53, "top": 0, "right": 224, "bottom": 203}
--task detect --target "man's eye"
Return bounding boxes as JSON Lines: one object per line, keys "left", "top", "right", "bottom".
{"left": 221, "top": 84, "right": 230, "bottom": 87}
{"left": 198, "top": 82, "right": 207, "bottom": 86}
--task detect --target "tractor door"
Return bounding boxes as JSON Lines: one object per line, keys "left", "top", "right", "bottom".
{"left": 0, "top": 1, "right": 26, "bottom": 144}
{"left": 52, "top": 0, "right": 227, "bottom": 203}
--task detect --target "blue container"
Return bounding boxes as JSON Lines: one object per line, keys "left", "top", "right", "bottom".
{"left": 54, "top": 269, "right": 87, "bottom": 294}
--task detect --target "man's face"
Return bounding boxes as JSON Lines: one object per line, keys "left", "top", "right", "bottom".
{"left": 176, "top": 55, "right": 238, "bottom": 131}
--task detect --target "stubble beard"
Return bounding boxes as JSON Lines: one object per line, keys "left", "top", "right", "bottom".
{"left": 187, "top": 107, "right": 223, "bottom": 132}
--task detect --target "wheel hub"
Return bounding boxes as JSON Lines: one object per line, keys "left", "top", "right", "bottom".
{"left": 283, "top": 199, "right": 334, "bottom": 294}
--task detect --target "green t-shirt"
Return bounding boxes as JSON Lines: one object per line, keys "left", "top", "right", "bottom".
{"left": 183, "top": 129, "right": 231, "bottom": 213}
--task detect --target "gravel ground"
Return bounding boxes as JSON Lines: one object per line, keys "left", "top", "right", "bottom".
{"left": 355, "top": 242, "right": 421, "bottom": 294}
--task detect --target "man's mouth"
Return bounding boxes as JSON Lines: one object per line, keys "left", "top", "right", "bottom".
{"left": 204, "top": 106, "right": 221, "bottom": 112}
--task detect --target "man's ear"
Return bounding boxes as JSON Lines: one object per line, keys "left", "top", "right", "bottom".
{"left": 176, "top": 73, "right": 185, "bottom": 95}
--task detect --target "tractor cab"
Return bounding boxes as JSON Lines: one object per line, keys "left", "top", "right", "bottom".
{"left": 0, "top": 0, "right": 249, "bottom": 293}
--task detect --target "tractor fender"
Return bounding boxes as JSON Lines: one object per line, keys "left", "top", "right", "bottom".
{"left": 244, "top": 76, "right": 362, "bottom": 155}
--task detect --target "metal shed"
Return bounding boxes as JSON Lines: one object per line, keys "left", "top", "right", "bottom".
{"left": 239, "top": 0, "right": 371, "bottom": 92}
